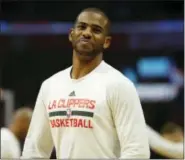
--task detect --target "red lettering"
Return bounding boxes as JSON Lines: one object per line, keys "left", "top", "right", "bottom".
{"left": 48, "top": 101, "right": 52, "bottom": 110}
{"left": 83, "top": 119, "right": 88, "bottom": 128}
{"left": 65, "top": 119, "right": 69, "bottom": 127}
{"left": 67, "top": 99, "right": 74, "bottom": 107}
{"left": 50, "top": 120, "right": 56, "bottom": 128}
{"left": 89, "top": 100, "right": 96, "bottom": 109}
{"left": 57, "top": 99, "right": 64, "bottom": 108}
{"left": 50, "top": 118, "right": 93, "bottom": 128}
{"left": 74, "top": 99, "right": 79, "bottom": 107}
{"left": 62, "top": 99, "right": 68, "bottom": 108}
{"left": 88, "top": 119, "right": 93, "bottom": 128}
{"left": 48, "top": 98, "right": 96, "bottom": 110}
{"left": 70, "top": 119, "right": 73, "bottom": 126}
{"left": 60, "top": 119, "right": 65, "bottom": 127}
{"left": 84, "top": 100, "right": 89, "bottom": 109}
{"left": 78, "top": 99, "right": 84, "bottom": 108}
{"left": 52, "top": 100, "right": 57, "bottom": 109}
{"left": 78, "top": 119, "right": 83, "bottom": 128}
{"left": 55, "top": 119, "right": 60, "bottom": 127}
{"left": 74, "top": 119, "right": 77, "bottom": 127}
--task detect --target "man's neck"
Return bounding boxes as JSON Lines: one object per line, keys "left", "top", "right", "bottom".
{"left": 71, "top": 51, "right": 103, "bottom": 79}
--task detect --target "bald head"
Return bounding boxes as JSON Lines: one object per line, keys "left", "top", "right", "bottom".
{"left": 10, "top": 107, "right": 33, "bottom": 140}
{"left": 14, "top": 107, "right": 33, "bottom": 121}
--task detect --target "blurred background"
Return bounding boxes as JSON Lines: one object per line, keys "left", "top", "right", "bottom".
{"left": 0, "top": 1, "right": 184, "bottom": 159}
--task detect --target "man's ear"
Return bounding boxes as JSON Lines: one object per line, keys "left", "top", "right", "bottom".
{"left": 103, "top": 36, "right": 112, "bottom": 49}
{"left": 69, "top": 28, "right": 74, "bottom": 42}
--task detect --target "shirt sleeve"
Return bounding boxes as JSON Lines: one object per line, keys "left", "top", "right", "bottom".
{"left": 107, "top": 80, "right": 150, "bottom": 159}
{"left": 21, "top": 82, "right": 54, "bottom": 158}
{"left": 147, "top": 125, "right": 183, "bottom": 159}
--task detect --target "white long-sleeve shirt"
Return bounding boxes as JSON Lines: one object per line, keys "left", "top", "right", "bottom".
{"left": 22, "top": 61, "right": 150, "bottom": 159}
{"left": 147, "top": 126, "right": 184, "bottom": 159}
{"left": 1, "top": 128, "right": 21, "bottom": 159}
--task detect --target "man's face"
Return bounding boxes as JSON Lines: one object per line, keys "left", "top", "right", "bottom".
{"left": 69, "top": 11, "right": 111, "bottom": 59}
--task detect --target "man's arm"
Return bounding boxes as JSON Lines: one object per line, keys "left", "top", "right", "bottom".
{"left": 21, "top": 82, "right": 54, "bottom": 158}
{"left": 107, "top": 80, "right": 150, "bottom": 159}
{"left": 147, "top": 125, "right": 183, "bottom": 159}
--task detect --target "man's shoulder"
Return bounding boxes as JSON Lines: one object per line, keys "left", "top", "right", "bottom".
{"left": 103, "top": 63, "right": 138, "bottom": 99}
{"left": 42, "top": 66, "right": 71, "bottom": 86}
{"left": 103, "top": 62, "right": 134, "bottom": 87}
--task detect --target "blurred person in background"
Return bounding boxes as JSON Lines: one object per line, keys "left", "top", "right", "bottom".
{"left": 22, "top": 7, "right": 150, "bottom": 159}
{"left": 146, "top": 51, "right": 184, "bottom": 159}
{"left": 1, "top": 107, "right": 33, "bottom": 159}
{"left": 147, "top": 125, "right": 184, "bottom": 159}
{"left": 161, "top": 122, "right": 183, "bottom": 143}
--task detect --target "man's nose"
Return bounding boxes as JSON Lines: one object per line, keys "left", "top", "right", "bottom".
{"left": 82, "top": 27, "right": 92, "bottom": 39}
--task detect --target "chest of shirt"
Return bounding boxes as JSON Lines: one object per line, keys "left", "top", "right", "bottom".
{"left": 45, "top": 81, "right": 112, "bottom": 121}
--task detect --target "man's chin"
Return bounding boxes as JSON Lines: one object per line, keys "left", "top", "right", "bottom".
{"left": 76, "top": 49, "right": 94, "bottom": 56}
{"left": 74, "top": 50, "right": 95, "bottom": 61}
{"left": 78, "top": 53, "right": 94, "bottom": 61}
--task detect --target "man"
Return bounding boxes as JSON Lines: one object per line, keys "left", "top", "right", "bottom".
{"left": 1, "top": 107, "right": 33, "bottom": 158}
{"left": 22, "top": 8, "right": 150, "bottom": 159}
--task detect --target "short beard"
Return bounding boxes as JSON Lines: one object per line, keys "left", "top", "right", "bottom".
{"left": 73, "top": 42, "right": 104, "bottom": 59}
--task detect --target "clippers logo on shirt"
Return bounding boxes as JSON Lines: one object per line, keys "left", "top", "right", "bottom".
{"left": 66, "top": 108, "right": 72, "bottom": 118}
{"left": 48, "top": 98, "right": 96, "bottom": 129}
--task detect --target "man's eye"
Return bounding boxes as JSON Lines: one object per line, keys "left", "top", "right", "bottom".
{"left": 93, "top": 28, "right": 101, "bottom": 33}
{"left": 77, "top": 25, "right": 86, "bottom": 30}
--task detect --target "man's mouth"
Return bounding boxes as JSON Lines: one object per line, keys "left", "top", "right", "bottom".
{"left": 79, "top": 38, "right": 91, "bottom": 43}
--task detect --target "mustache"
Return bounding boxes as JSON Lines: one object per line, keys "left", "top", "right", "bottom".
{"left": 80, "top": 37, "right": 89, "bottom": 41}
{"left": 78, "top": 37, "right": 93, "bottom": 43}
